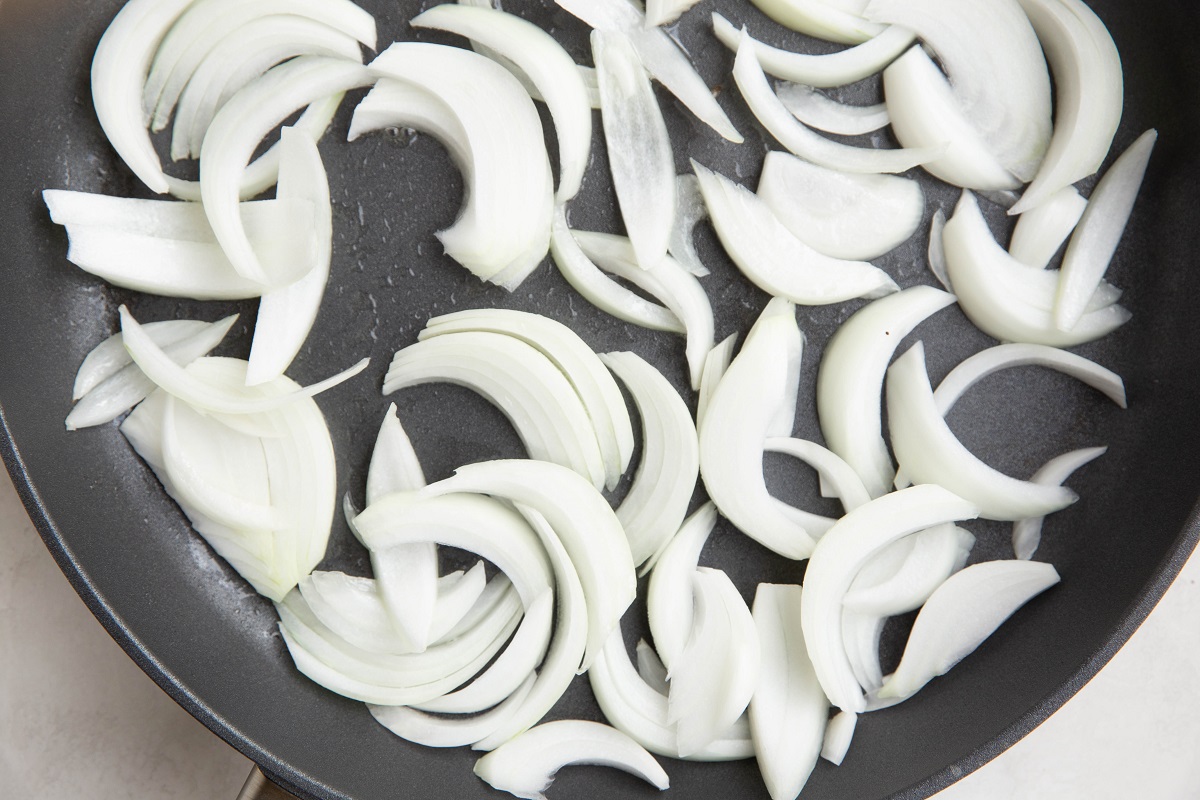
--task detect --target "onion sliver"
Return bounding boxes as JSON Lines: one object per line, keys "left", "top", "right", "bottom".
{"left": 756, "top": 151, "right": 924, "bottom": 262}
{"left": 669, "top": 174, "right": 710, "bottom": 278}
{"left": 749, "top": 584, "right": 827, "bottom": 800}
{"left": 927, "top": 210, "right": 952, "bottom": 291}
{"left": 384, "top": 331, "right": 606, "bottom": 490}
{"left": 878, "top": 560, "right": 1060, "bottom": 701}
{"left": 762, "top": 438, "right": 872, "bottom": 513}
{"left": 600, "top": 353, "right": 700, "bottom": 567}
{"left": 820, "top": 711, "right": 857, "bottom": 765}
{"left": 1012, "top": 447, "right": 1107, "bottom": 561}
{"left": 646, "top": 503, "right": 718, "bottom": 672}
{"left": 712, "top": 15, "right": 914, "bottom": 88}
{"left": 636, "top": 641, "right": 670, "bottom": 696}
{"left": 1055, "top": 129, "right": 1157, "bottom": 331}
{"left": 693, "top": 161, "right": 898, "bottom": 305}
{"left": 800, "top": 484, "right": 980, "bottom": 712}
{"left": 866, "top": 0, "right": 1052, "bottom": 182}
{"left": 73, "top": 319, "right": 210, "bottom": 400}
{"left": 734, "top": 37, "right": 942, "bottom": 175}
{"left": 369, "top": 671, "right": 538, "bottom": 749}
{"left": 747, "top": 0, "right": 884, "bottom": 45}
{"left": 473, "top": 719, "right": 670, "bottom": 799}
{"left": 1009, "top": 186, "right": 1088, "bottom": 269}
{"left": 696, "top": 335, "right": 738, "bottom": 432}
{"left": 943, "top": 192, "right": 1131, "bottom": 347}
{"left": 200, "top": 56, "right": 373, "bottom": 286}
{"left": 411, "top": 4, "right": 592, "bottom": 203}
{"left": 776, "top": 83, "right": 889, "bottom": 137}
{"left": 887, "top": 342, "right": 1078, "bottom": 521}
{"left": 1009, "top": 0, "right": 1124, "bottom": 215}
{"left": 842, "top": 523, "right": 974, "bottom": 616}
{"left": 841, "top": 610, "right": 887, "bottom": 695}
{"left": 817, "top": 286, "right": 956, "bottom": 499}
{"left": 366, "top": 404, "right": 426, "bottom": 503}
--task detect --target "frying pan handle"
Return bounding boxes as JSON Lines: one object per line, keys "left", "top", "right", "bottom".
{"left": 237, "top": 767, "right": 302, "bottom": 800}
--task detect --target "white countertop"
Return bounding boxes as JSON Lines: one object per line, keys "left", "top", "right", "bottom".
{"left": 2, "top": 464, "right": 1198, "bottom": 800}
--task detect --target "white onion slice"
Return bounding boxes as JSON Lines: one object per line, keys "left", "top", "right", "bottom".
{"left": 411, "top": 4, "right": 592, "bottom": 203}
{"left": 646, "top": 502, "right": 717, "bottom": 672}
{"left": 841, "top": 609, "right": 887, "bottom": 695}
{"left": 843, "top": 523, "right": 974, "bottom": 616}
{"left": 734, "top": 37, "right": 943, "bottom": 175}
{"left": 369, "top": 671, "right": 538, "bottom": 749}
{"left": 693, "top": 161, "right": 899, "bottom": 305}
{"left": 756, "top": 151, "right": 924, "bottom": 262}
{"left": 800, "top": 484, "right": 980, "bottom": 712}
{"left": 573, "top": 231, "right": 715, "bottom": 390}
{"left": 776, "top": 83, "right": 889, "bottom": 137}
{"left": 1010, "top": 0, "right": 1124, "bottom": 215}
{"left": 821, "top": 711, "right": 857, "bottom": 765}
{"left": 424, "top": 460, "right": 637, "bottom": 672}
{"left": 1013, "top": 447, "right": 1107, "bottom": 560}
{"left": 762, "top": 438, "right": 873, "bottom": 513}
{"left": 1009, "top": 186, "right": 1088, "bottom": 268}
{"left": 878, "top": 560, "right": 1060, "bottom": 701}
{"left": 696, "top": 335, "right": 738, "bottom": 431}
{"left": 668, "top": 174, "right": 710, "bottom": 278}
{"left": 600, "top": 352, "right": 700, "bottom": 567}
{"left": 366, "top": 405, "right": 426, "bottom": 503}
{"left": 943, "top": 192, "right": 1132, "bottom": 347}
{"left": 700, "top": 299, "right": 820, "bottom": 560}
{"left": 749, "top": 583, "right": 827, "bottom": 800}
{"left": 747, "top": 0, "right": 884, "bottom": 44}
{"left": 593, "top": 30, "right": 676, "bottom": 272}
{"left": 646, "top": 0, "right": 703, "bottom": 27}
{"left": 927, "top": 210, "right": 952, "bottom": 292}
{"left": 669, "top": 568, "right": 760, "bottom": 757}
{"left": 420, "top": 309, "right": 634, "bottom": 493}
{"left": 550, "top": 210, "right": 685, "bottom": 335}
{"left": 866, "top": 0, "right": 1052, "bottom": 182}
{"left": 474, "top": 720, "right": 669, "bottom": 800}
{"left": 817, "top": 286, "right": 956, "bottom": 499}
{"left": 882, "top": 47, "right": 1021, "bottom": 191}
{"left": 712, "top": 15, "right": 914, "bottom": 88}
{"left": 888, "top": 342, "right": 1078, "bottom": 521}
{"left": 636, "top": 641, "right": 670, "bottom": 696}
{"left": 384, "top": 331, "right": 606, "bottom": 490}
{"left": 1055, "top": 130, "right": 1157, "bottom": 331}
{"left": 553, "top": 0, "right": 743, "bottom": 143}
{"left": 73, "top": 319, "right": 211, "bottom": 400}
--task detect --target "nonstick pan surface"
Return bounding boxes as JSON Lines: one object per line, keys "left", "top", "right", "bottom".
{"left": 2, "top": 1, "right": 1199, "bottom": 798}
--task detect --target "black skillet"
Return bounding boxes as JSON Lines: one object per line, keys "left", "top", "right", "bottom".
{"left": 3, "top": 0, "right": 1200, "bottom": 798}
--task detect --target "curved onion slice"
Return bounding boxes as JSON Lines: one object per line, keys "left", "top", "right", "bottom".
{"left": 594, "top": 30, "right": 676, "bottom": 272}
{"left": 1055, "top": 129, "right": 1157, "bottom": 331}
{"left": 762, "top": 438, "right": 873, "bottom": 513}
{"left": 757, "top": 151, "right": 924, "bottom": 261}
{"left": 927, "top": 210, "right": 952, "bottom": 291}
{"left": 776, "top": 83, "right": 889, "bottom": 136}
{"left": 882, "top": 47, "right": 1021, "bottom": 191}
{"left": 841, "top": 609, "right": 887, "bottom": 695}
{"left": 817, "top": 286, "right": 956, "bottom": 498}
{"left": 821, "top": 711, "right": 857, "bottom": 765}
{"left": 646, "top": 503, "right": 718, "bottom": 671}
{"left": 365, "top": 44, "right": 553, "bottom": 288}
{"left": 700, "top": 299, "right": 820, "bottom": 560}
{"left": 636, "top": 641, "right": 670, "bottom": 696}
{"left": 474, "top": 720, "right": 669, "bottom": 800}
{"left": 1013, "top": 447, "right": 1107, "bottom": 560}
{"left": 424, "top": 460, "right": 637, "bottom": 671}
{"left": 600, "top": 353, "right": 700, "bottom": 567}
{"left": 200, "top": 56, "right": 373, "bottom": 286}
{"left": 369, "top": 671, "right": 538, "bottom": 749}
{"left": 943, "top": 192, "right": 1131, "bottom": 347}
{"left": 693, "top": 161, "right": 899, "bottom": 305}
{"left": 696, "top": 335, "right": 738, "bottom": 431}
{"left": 734, "top": 37, "right": 942, "bottom": 175}
{"left": 888, "top": 342, "right": 1078, "bottom": 521}
{"left": 842, "top": 523, "right": 974, "bottom": 616}
{"left": 384, "top": 331, "right": 605, "bottom": 490}
{"left": 420, "top": 309, "right": 634, "bottom": 493}
{"left": 878, "top": 560, "right": 1060, "bottom": 701}
{"left": 669, "top": 174, "right": 710, "bottom": 278}
{"left": 866, "top": 0, "right": 1052, "bottom": 182}
{"left": 749, "top": 584, "right": 828, "bottom": 800}
{"left": 550, "top": 210, "right": 685, "bottom": 335}
{"left": 553, "top": 0, "right": 742, "bottom": 143}
{"left": 1010, "top": 0, "right": 1124, "bottom": 215}
{"left": 712, "top": 15, "right": 914, "bottom": 88}
{"left": 800, "top": 485, "right": 980, "bottom": 711}
{"left": 573, "top": 231, "right": 715, "bottom": 390}
{"left": 747, "top": 0, "right": 884, "bottom": 44}
{"left": 67, "top": 315, "right": 237, "bottom": 430}
{"left": 669, "top": 569, "right": 760, "bottom": 757}
{"left": 1009, "top": 186, "right": 1088, "bottom": 268}
{"left": 411, "top": 4, "right": 592, "bottom": 202}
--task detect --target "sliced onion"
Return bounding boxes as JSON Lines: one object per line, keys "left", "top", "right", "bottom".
{"left": 668, "top": 174, "right": 710, "bottom": 278}
{"left": 878, "top": 560, "right": 1060, "bottom": 701}
{"left": 816, "top": 286, "right": 956, "bottom": 498}
{"left": 734, "top": 36, "right": 943, "bottom": 175}
{"left": 473, "top": 719, "right": 670, "bottom": 799}
{"left": 800, "top": 484, "right": 980, "bottom": 712}
{"left": 1012, "top": 447, "right": 1108, "bottom": 560}
{"left": 749, "top": 583, "right": 827, "bottom": 800}
{"left": 776, "top": 82, "right": 889, "bottom": 136}
{"left": 747, "top": 0, "right": 885, "bottom": 44}
{"left": 756, "top": 150, "right": 924, "bottom": 262}
{"left": 762, "top": 438, "right": 873, "bottom": 513}
{"left": 693, "top": 161, "right": 899, "bottom": 305}
{"left": 842, "top": 523, "right": 974, "bottom": 616}
{"left": 646, "top": 502, "right": 718, "bottom": 672}
{"left": 712, "top": 15, "right": 914, "bottom": 88}
{"left": 1010, "top": 0, "right": 1124, "bottom": 215}
{"left": 646, "top": 0, "right": 703, "bottom": 27}
{"left": 636, "top": 640, "right": 670, "bottom": 696}
{"left": 696, "top": 335, "right": 738, "bottom": 431}
{"left": 1009, "top": 186, "right": 1088, "bottom": 268}
{"left": 600, "top": 352, "right": 700, "bottom": 567}
{"left": 820, "top": 711, "right": 857, "bottom": 765}
{"left": 73, "top": 319, "right": 212, "bottom": 400}
{"left": 841, "top": 609, "right": 887, "bottom": 695}
{"left": 927, "top": 209, "right": 952, "bottom": 292}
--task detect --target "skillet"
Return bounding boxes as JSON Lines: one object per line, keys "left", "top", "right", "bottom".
{"left": 3, "top": 0, "right": 1200, "bottom": 798}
